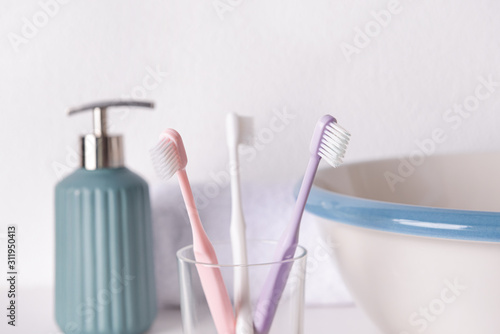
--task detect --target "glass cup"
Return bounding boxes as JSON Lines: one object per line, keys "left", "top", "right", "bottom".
{"left": 176, "top": 240, "right": 307, "bottom": 334}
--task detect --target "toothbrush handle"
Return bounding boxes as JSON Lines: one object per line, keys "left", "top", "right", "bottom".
{"left": 177, "top": 169, "right": 236, "bottom": 334}
{"left": 231, "top": 212, "right": 253, "bottom": 334}
{"left": 254, "top": 156, "right": 320, "bottom": 334}
{"left": 253, "top": 242, "right": 296, "bottom": 334}
{"left": 287, "top": 155, "right": 321, "bottom": 237}
{"left": 229, "top": 147, "right": 254, "bottom": 334}
{"left": 195, "top": 261, "right": 236, "bottom": 334}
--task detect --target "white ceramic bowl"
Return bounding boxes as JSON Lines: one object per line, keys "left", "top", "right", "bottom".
{"left": 306, "top": 153, "right": 500, "bottom": 334}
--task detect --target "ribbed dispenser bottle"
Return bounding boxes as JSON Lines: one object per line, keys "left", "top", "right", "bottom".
{"left": 55, "top": 100, "right": 157, "bottom": 334}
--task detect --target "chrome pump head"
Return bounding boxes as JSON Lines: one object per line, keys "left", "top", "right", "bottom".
{"left": 68, "top": 100, "right": 154, "bottom": 170}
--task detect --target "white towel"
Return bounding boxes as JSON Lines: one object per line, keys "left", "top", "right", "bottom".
{"left": 150, "top": 181, "right": 353, "bottom": 308}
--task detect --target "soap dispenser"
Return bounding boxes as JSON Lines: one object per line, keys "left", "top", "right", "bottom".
{"left": 55, "top": 100, "right": 157, "bottom": 334}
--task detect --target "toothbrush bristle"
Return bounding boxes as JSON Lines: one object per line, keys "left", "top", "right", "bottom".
{"left": 319, "top": 121, "right": 351, "bottom": 168}
{"left": 150, "top": 137, "right": 181, "bottom": 180}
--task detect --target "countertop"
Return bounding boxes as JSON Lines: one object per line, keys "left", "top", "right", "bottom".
{"left": 1, "top": 288, "right": 382, "bottom": 333}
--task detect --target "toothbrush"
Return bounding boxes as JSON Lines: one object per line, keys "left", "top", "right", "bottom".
{"left": 253, "top": 115, "right": 350, "bottom": 334}
{"left": 151, "top": 129, "right": 236, "bottom": 334}
{"left": 226, "top": 113, "right": 254, "bottom": 334}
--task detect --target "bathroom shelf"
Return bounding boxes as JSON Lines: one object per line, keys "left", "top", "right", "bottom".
{"left": 3, "top": 287, "right": 382, "bottom": 333}
{"left": 148, "top": 306, "right": 382, "bottom": 334}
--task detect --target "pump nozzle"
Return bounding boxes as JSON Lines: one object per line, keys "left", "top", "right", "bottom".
{"left": 68, "top": 100, "right": 155, "bottom": 170}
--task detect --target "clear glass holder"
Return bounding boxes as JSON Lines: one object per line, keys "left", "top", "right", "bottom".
{"left": 176, "top": 240, "right": 307, "bottom": 334}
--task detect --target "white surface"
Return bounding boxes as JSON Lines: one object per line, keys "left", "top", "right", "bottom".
{"left": 1, "top": 0, "right": 500, "bottom": 290}
{"left": 0, "top": 288, "right": 381, "bottom": 334}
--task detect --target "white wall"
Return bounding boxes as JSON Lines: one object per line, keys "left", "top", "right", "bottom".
{"left": 1, "top": 0, "right": 500, "bottom": 290}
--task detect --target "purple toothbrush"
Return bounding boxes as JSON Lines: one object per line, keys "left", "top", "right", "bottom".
{"left": 253, "top": 115, "right": 351, "bottom": 334}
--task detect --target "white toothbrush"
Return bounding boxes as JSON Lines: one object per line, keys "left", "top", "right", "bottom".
{"left": 226, "top": 113, "right": 254, "bottom": 334}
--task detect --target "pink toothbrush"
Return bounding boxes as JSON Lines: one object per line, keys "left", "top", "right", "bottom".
{"left": 253, "top": 115, "right": 350, "bottom": 334}
{"left": 151, "top": 129, "right": 236, "bottom": 334}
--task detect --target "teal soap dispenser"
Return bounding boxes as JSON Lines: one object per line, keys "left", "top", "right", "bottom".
{"left": 55, "top": 100, "right": 157, "bottom": 334}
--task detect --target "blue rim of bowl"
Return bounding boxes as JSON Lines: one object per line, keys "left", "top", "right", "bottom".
{"left": 304, "top": 183, "right": 500, "bottom": 243}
